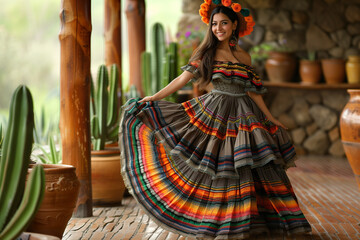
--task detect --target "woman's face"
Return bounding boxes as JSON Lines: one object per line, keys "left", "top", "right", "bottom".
{"left": 211, "top": 13, "right": 237, "bottom": 43}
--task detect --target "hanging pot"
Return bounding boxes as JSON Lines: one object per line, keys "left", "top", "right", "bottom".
{"left": 321, "top": 58, "right": 346, "bottom": 84}
{"left": 346, "top": 56, "right": 360, "bottom": 84}
{"left": 340, "top": 89, "right": 360, "bottom": 190}
{"left": 265, "top": 51, "right": 297, "bottom": 83}
{"left": 91, "top": 147, "right": 125, "bottom": 205}
{"left": 299, "top": 60, "right": 322, "bottom": 85}
{"left": 27, "top": 164, "right": 80, "bottom": 239}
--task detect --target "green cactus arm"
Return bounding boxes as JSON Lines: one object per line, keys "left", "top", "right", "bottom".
{"left": 107, "top": 64, "right": 119, "bottom": 129}
{"left": 90, "top": 75, "right": 96, "bottom": 117}
{"left": 91, "top": 115, "right": 100, "bottom": 140}
{"left": 107, "top": 124, "right": 119, "bottom": 143}
{"left": 152, "top": 23, "right": 166, "bottom": 93}
{"left": 96, "top": 65, "right": 109, "bottom": 150}
{"left": 169, "top": 42, "right": 179, "bottom": 78}
{"left": 0, "top": 85, "right": 34, "bottom": 231}
{"left": 141, "top": 52, "right": 152, "bottom": 96}
{"left": 0, "top": 164, "right": 45, "bottom": 240}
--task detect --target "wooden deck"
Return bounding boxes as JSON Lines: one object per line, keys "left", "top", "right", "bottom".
{"left": 63, "top": 156, "right": 360, "bottom": 240}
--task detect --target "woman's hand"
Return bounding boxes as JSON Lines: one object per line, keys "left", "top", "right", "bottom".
{"left": 139, "top": 96, "right": 155, "bottom": 103}
{"left": 269, "top": 117, "right": 288, "bottom": 130}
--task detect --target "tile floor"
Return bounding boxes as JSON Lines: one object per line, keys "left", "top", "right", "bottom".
{"left": 63, "top": 156, "right": 360, "bottom": 240}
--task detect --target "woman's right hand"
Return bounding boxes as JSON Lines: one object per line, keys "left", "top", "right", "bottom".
{"left": 139, "top": 96, "right": 155, "bottom": 103}
{"left": 269, "top": 118, "right": 288, "bottom": 130}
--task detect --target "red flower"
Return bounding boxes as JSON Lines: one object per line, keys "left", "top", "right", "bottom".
{"left": 231, "top": 3, "right": 241, "bottom": 12}
{"left": 200, "top": 3, "right": 210, "bottom": 11}
{"left": 244, "top": 16, "right": 253, "bottom": 22}
{"left": 202, "top": 17, "right": 210, "bottom": 24}
{"left": 199, "top": 9, "right": 209, "bottom": 18}
{"left": 222, "top": 0, "right": 232, "bottom": 7}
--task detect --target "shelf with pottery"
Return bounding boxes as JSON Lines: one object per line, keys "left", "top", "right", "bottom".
{"left": 263, "top": 81, "right": 360, "bottom": 90}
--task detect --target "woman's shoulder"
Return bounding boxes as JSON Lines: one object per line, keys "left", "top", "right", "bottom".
{"left": 234, "top": 47, "right": 251, "bottom": 66}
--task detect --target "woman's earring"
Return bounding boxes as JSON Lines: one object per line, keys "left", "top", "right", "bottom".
{"left": 229, "top": 31, "right": 237, "bottom": 50}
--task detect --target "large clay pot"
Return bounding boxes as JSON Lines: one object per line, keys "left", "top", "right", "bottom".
{"left": 27, "top": 164, "right": 80, "bottom": 239}
{"left": 346, "top": 56, "right": 360, "bottom": 84}
{"left": 299, "top": 60, "right": 322, "bottom": 85}
{"left": 91, "top": 147, "right": 125, "bottom": 205}
{"left": 265, "top": 51, "right": 297, "bottom": 83}
{"left": 321, "top": 58, "right": 346, "bottom": 84}
{"left": 340, "top": 89, "right": 360, "bottom": 190}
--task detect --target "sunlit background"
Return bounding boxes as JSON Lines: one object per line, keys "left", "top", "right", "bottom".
{"left": 0, "top": 0, "right": 181, "bottom": 122}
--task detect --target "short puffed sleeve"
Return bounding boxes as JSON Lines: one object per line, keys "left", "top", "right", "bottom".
{"left": 244, "top": 66, "right": 267, "bottom": 94}
{"left": 180, "top": 60, "right": 201, "bottom": 83}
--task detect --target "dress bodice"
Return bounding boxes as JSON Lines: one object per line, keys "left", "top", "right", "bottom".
{"left": 181, "top": 60, "right": 267, "bottom": 95}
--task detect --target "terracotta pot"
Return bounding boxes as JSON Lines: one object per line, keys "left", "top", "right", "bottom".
{"left": 27, "top": 164, "right": 80, "bottom": 239}
{"left": 340, "top": 89, "right": 360, "bottom": 190}
{"left": 91, "top": 148, "right": 125, "bottom": 205}
{"left": 299, "top": 60, "right": 322, "bottom": 85}
{"left": 321, "top": 58, "right": 346, "bottom": 84}
{"left": 346, "top": 56, "right": 360, "bottom": 84}
{"left": 23, "top": 232, "right": 61, "bottom": 240}
{"left": 265, "top": 51, "right": 297, "bottom": 83}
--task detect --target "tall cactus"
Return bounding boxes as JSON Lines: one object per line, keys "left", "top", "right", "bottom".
{"left": 152, "top": 23, "right": 166, "bottom": 93}
{"left": 0, "top": 85, "right": 45, "bottom": 239}
{"left": 141, "top": 52, "right": 152, "bottom": 96}
{"left": 91, "top": 64, "right": 120, "bottom": 150}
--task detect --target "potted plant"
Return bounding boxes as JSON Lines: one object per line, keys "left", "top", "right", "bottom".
{"left": 90, "top": 64, "right": 125, "bottom": 205}
{"left": 27, "top": 136, "right": 80, "bottom": 239}
{"left": 264, "top": 40, "right": 297, "bottom": 83}
{"left": 0, "top": 85, "right": 46, "bottom": 240}
{"left": 299, "top": 51, "right": 322, "bottom": 85}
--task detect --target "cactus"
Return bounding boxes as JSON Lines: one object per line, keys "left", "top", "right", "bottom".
{"left": 141, "top": 52, "right": 152, "bottom": 96}
{"left": 152, "top": 23, "right": 166, "bottom": 93}
{"left": 91, "top": 64, "right": 121, "bottom": 150}
{"left": 0, "top": 85, "right": 45, "bottom": 240}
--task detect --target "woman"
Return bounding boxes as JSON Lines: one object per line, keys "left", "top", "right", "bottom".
{"left": 119, "top": 1, "right": 312, "bottom": 239}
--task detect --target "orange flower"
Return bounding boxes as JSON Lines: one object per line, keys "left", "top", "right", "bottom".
{"left": 244, "top": 16, "right": 253, "bottom": 22}
{"left": 222, "top": 0, "right": 232, "bottom": 7}
{"left": 199, "top": 9, "right": 209, "bottom": 18}
{"left": 204, "top": 0, "right": 212, "bottom": 4}
{"left": 202, "top": 16, "right": 210, "bottom": 24}
{"left": 248, "top": 21, "right": 255, "bottom": 27}
{"left": 231, "top": 3, "right": 241, "bottom": 12}
{"left": 200, "top": 3, "right": 210, "bottom": 11}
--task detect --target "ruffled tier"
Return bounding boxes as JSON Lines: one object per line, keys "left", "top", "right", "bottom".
{"left": 119, "top": 96, "right": 311, "bottom": 239}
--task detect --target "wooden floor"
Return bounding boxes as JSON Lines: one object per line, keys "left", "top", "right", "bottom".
{"left": 63, "top": 156, "right": 360, "bottom": 240}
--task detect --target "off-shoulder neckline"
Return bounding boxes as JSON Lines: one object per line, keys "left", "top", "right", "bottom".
{"left": 213, "top": 60, "right": 249, "bottom": 67}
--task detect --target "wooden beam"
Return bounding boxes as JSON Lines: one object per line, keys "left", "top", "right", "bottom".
{"left": 125, "top": 0, "right": 146, "bottom": 97}
{"left": 105, "top": 0, "right": 123, "bottom": 105}
{"left": 59, "top": 0, "right": 93, "bottom": 217}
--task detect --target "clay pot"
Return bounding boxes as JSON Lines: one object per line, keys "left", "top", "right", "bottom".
{"left": 340, "top": 89, "right": 360, "bottom": 190}
{"left": 299, "top": 60, "right": 322, "bottom": 85}
{"left": 265, "top": 51, "right": 297, "bottom": 83}
{"left": 23, "top": 232, "right": 61, "bottom": 240}
{"left": 91, "top": 148, "right": 125, "bottom": 205}
{"left": 346, "top": 56, "right": 360, "bottom": 84}
{"left": 321, "top": 58, "right": 346, "bottom": 84}
{"left": 27, "top": 164, "right": 80, "bottom": 239}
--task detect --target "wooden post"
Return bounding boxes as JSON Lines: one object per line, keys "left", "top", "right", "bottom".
{"left": 105, "top": 0, "right": 123, "bottom": 105}
{"left": 59, "top": 0, "right": 93, "bottom": 217}
{"left": 125, "top": 0, "right": 146, "bottom": 97}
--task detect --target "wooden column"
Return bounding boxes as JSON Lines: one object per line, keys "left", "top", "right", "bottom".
{"left": 59, "top": 0, "right": 93, "bottom": 217}
{"left": 105, "top": 0, "right": 123, "bottom": 105}
{"left": 125, "top": 0, "right": 146, "bottom": 97}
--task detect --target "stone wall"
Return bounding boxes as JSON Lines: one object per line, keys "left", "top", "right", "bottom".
{"left": 178, "top": 0, "right": 360, "bottom": 59}
{"left": 264, "top": 88, "right": 349, "bottom": 157}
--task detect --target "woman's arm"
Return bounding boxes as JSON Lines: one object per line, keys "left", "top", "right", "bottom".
{"left": 139, "top": 71, "right": 194, "bottom": 102}
{"left": 247, "top": 91, "right": 288, "bottom": 129}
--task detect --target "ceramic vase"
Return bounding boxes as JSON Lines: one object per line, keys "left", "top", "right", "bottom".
{"left": 299, "top": 60, "right": 322, "bottom": 85}
{"left": 340, "top": 89, "right": 360, "bottom": 190}
{"left": 91, "top": 147, "right": 125, "bottom": 205}
{"left": 27, "top": 164, "right": 80, "bottom": 238}
{"left": 321, "top": 58, "right": 346, "bottom": 84}
{"left": 265, "top": 51, "right": 296, "bottom": 83}
{"left": 346, "top": 56, "right": 360, "bottom": 84}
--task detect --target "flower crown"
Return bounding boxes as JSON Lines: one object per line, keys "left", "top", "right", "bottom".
{"left": 199, "top": 0, "right": 255, "bottom": 38}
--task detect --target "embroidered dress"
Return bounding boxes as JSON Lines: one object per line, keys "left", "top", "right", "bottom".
{"left": 119, "top": 61, "right": 311, "bottom": 239}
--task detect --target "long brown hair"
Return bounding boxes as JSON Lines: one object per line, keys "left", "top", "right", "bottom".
{"left": 189, "top": 6, "right": 242, "bottom": 88}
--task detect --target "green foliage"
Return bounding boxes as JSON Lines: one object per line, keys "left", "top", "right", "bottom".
{"left": 33, "top": 104, "right": 60, "bottom": 145}
{"left": 0, "top": 85, "right": 45, "bottom": 240}
{"left": 91, "top": 64, "right": 120, "bottom": 151}
{"left": 33, "top": 136, "right": 61, "bottom": 164}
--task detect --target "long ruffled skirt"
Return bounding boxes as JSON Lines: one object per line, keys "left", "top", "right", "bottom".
{"left": 119, "top": 92, "right": 311, "bottom": 239}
